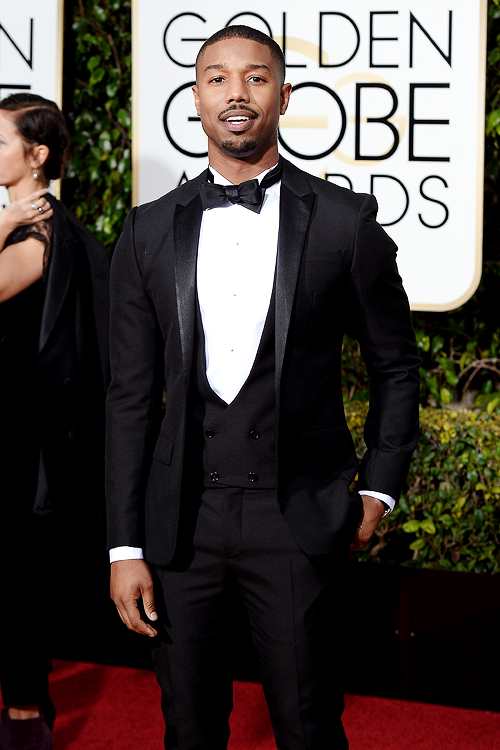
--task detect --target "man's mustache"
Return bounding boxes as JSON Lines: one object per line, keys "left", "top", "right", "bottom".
{"left": 218, "top": 105, "right": 258, "bottom": 120}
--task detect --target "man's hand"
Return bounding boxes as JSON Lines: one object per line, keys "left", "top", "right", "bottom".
{"left": 350, "top": 495, "right": 386, "bottom": 550}
{"left": 110, "top": 559, "right": 158, "bottom": 637}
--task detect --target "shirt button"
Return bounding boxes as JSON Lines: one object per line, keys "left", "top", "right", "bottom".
{"left": 247, "top": 472, "right": 259, "bottom": 482}
{"left": 210, "top": 471, "right": 220, "bottom": 482}
{"left": 249, "top": 430, "right": 260, "bottom": 440}
{"left": 205, "top": 429, "right": 215, "bottom": 439}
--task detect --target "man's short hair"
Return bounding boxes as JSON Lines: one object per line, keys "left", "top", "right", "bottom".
{"left": 196, "top": 25, "right": 286, "bottom": 85}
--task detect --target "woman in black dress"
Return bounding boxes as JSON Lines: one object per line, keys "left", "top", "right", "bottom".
{"left": 0, "top": 94, "right": 110, "bottom": 750}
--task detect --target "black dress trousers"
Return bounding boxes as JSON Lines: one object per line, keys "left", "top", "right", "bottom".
{"left": 0, "top": 513, "right": 53, "bottom": 708}
{"left": 150, "top": 486, "right": 350, "bottom": 750}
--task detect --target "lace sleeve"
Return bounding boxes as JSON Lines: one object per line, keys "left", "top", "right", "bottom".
{"left": 2, "top": 219, "right": 53, "bottom": 277}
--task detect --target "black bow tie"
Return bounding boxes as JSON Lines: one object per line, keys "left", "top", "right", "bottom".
{"left": 199, "top": 160, "right": 282, "bottom": 214}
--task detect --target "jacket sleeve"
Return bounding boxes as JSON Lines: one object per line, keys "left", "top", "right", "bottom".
{"left": 105, "top": 207, "right": 163, "bottom": 549}
{"left": 347, "top": 194, "right": 421, "bottom": 500}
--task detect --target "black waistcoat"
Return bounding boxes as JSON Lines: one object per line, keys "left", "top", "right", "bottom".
{"left": 186, "top": 290, "right": 277, "bottom": 489}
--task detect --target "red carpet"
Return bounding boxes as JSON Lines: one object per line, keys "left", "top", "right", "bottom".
{"left": 40, "top": 660, "right": 500, "bottom": 749}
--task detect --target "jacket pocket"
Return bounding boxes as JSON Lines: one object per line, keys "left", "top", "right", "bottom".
{"left": 152, "top": 432, "right": 174, "bottom": 466}
{"left": 299, "top": 426, "right": 357, "bottom": 481}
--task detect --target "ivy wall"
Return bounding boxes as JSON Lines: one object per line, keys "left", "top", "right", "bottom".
{"left": 62, "top": 0, "right": 131, "bottom": 241}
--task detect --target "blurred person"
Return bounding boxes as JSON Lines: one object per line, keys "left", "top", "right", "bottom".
{"left": 0, "top": 93, "right": 110, "bottom": 750}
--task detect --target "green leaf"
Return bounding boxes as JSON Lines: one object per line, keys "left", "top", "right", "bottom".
{"left": 90, "top": 67, "right": 106, "bottom": 85}
{"left": 117, "top": 108, "right": 131, "bottom": 129}
{"left": 459, "top": 351, "right": 472, "bottom": 371}
{"left": 418, "top": 334, "right": 430, "bottom": 352}
{"left": 438, "top": 559, "right": 453, "bottom": 569}
{"left": 439, "top": 514, "right": 454, "bottom": 528}
{"left": 106, "top": 82, "right": 120, "bottom": 98}
{"left": 398, "top": 496, "right": 410, "bottom": 515}
{"left": 87, "top": 55, "right": 101, "bottom": 71}
{"left": 440, "top": 387, "right": 452, "bottom": 405}
{"left": 403, "top": 520, "right": 421, "bottom": 534}
{"left": 420, "top": 519, "right": 436, "bottom": 534}
{"left": 488, "top": 48, "right": 500, "bottom": 65}
{"left": 487, "top": 398, "right": 499, "bottom": 414}
{"left": 72, "top": 18, "right": 88, "bottom": 33}
{"left": 98, "top": 131, "right": 112, "bottom": 152}
{"left": 486, "top": 109, "right": 500, "bottom": 135}
{"left": 431, "top": 335, "right": 444, "bottom": 355}
{"left": 410, "top": 539, "right": 426, "bottom": 550}
{"left": 94, "top": 5, "right": 107, "bottom": 22}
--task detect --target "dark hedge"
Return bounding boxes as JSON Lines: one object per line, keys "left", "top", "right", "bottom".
{"left": 347, "top": 402, "right": 500, "bottom": 573}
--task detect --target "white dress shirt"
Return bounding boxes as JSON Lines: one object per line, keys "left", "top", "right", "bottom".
{"left": 109, "top": 165, "right": 393, "bottom": 563}
{"left": 197, "top": 165, "right": 280, "bottom": 404}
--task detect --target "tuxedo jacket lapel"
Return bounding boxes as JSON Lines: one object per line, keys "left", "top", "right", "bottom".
{"left": 173, "top": 190, "right": 204, "bottom": 389}
{"left": 275, "top": 166, "right": 315, "bottom": 400}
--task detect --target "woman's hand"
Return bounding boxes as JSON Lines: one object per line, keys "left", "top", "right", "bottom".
{"left": 0, "top": 189, "right": 53, "bottom": 235}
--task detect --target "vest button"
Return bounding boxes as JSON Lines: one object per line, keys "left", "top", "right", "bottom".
{"left": 247, "top": 472, "right": 259, "bottom": 482}
{"left": 210, "top": 471, "right": 220, "bottom": 482}
{"left": 205, "top": 429, "right": 215, "bottom": 439}
{"left": 249, "top": 430, "right": 260, "bottom": 440}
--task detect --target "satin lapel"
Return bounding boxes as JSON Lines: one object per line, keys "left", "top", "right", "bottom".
{"left": 275, "top": 183, "right": 315, "bottom": 398}
{"left": 39, "top": 232, "right": 76, "bottom": 354}
{"left": 173, "top": 193, "right": 203, "bottom": 388}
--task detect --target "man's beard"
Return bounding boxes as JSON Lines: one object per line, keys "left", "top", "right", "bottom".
{"left": 221, "top": 138, "right": 258, "bottom": 156}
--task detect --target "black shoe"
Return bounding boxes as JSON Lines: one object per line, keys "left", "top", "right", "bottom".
{"left": 0, "top": 707, "right": 53, "bottom": 750}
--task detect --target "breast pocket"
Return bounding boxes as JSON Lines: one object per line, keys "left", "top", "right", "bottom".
{"left": 304, "top": 254, "right": 346, "bottom": 298}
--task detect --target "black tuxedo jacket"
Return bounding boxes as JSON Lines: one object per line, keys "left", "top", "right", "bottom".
{"left": 39, "top": 196, "right": 110, "bottom": 512}
{"left": 106, "top": 158, "right": 420, "bottom": 565}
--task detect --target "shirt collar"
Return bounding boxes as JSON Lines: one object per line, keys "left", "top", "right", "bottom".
{"left": 209, "top": 163, "right": 280, "bottom": 187}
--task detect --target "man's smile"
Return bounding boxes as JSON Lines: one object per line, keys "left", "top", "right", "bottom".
{"left": 219, "top": 106, "right": 258, "bottom": 133}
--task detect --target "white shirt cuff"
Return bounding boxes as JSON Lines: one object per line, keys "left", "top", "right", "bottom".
{"left": 109, "top": 546, "right": 144, "bottom": 563}
{"left": 358, "top": 491, "right": 396, "bottom": 512}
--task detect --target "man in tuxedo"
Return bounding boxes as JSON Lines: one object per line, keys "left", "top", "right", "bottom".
{"left": 107, "top": 25, "right": 420, "bottom": 750}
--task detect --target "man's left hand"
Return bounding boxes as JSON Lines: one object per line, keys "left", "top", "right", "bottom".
{"left": 350, "top": 495, "right": 386, "bottom": 550}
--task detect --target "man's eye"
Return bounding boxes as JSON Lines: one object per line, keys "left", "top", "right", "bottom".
{"left": 209, "top": 76, "right": 225, "bottom": 84}
{"left": 248, "top": 76, "right": 264, "bottom": 82}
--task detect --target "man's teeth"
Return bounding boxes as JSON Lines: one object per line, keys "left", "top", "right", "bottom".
{"left": 226, "top": 116, "right": 250, "bottom": 121}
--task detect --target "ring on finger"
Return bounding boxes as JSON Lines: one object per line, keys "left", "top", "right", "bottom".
{"left": 30, "top": 201, "right": 38, "bottom": 210}
{"left": 38, "top": 206, "right": 44, "bottom": 213}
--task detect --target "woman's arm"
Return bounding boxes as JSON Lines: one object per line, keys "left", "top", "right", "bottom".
{"left": 0, "top": 189, "right": 52, "bottom": 250}
{"left": 0, "top": 236, "right": 45, "bottom": 302}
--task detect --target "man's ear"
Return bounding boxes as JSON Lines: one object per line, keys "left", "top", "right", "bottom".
{"left": 280, "top": 83, "right": 292, "bottom": 116}
{"left": 192, "top": 85, "right": 201, "bottom": 118}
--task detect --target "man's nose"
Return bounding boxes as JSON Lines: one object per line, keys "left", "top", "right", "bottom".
{"left": 226, "top": 79, "right": 250, "bottom": 103}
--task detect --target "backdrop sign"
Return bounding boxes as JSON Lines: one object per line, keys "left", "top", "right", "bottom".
{"left": 133, "top": 0, "right": 487, "bottom": 311}
{"left": 0, "top": 0, "right": 64, "bottom": 205}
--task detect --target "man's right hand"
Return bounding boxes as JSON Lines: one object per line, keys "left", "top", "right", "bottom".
{"left": 110, "top": 559, "right": 158, "bottom": 637}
